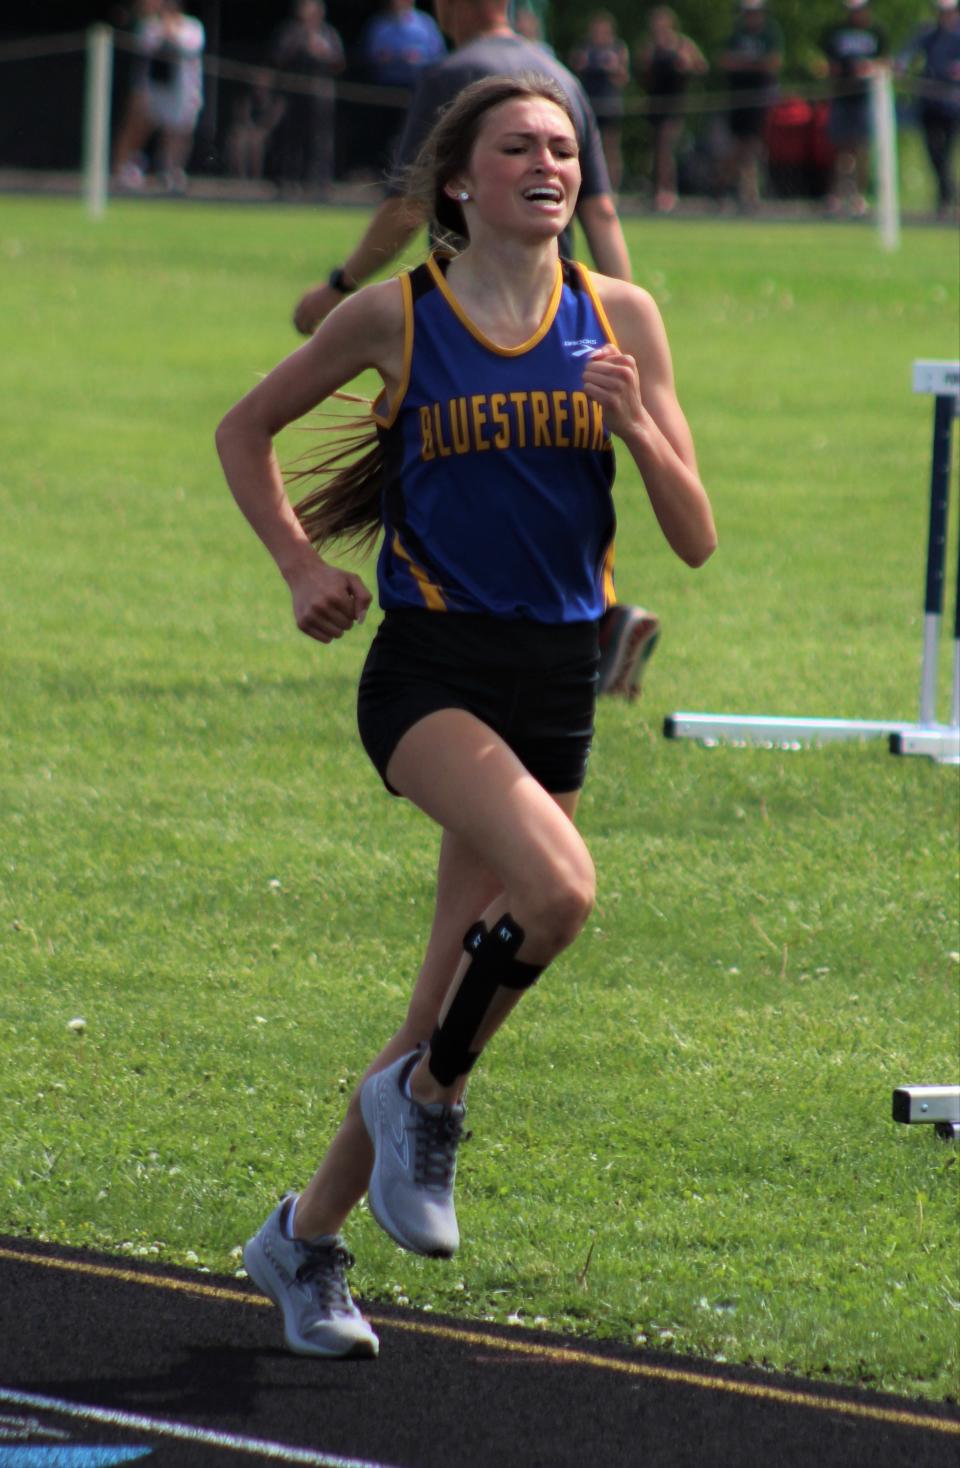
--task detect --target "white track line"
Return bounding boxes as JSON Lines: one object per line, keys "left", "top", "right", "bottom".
{"left": 0, "top": 1389, "right": 401, "bottom": 1468}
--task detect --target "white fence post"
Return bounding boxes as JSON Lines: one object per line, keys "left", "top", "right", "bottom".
{"left": 870, "top": 67, "right": 900, "bottom": 252}
{"left": 83, "top": 24, "right": 114, "bottom": 219}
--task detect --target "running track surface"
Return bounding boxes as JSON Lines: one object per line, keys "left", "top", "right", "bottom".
{"left": 0, "top": 1238, "right": 957, "bottom": 1468}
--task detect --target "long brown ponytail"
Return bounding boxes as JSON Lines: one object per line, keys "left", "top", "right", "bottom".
{"left": 288, "top": 393, "right": 383, "bottom": 558}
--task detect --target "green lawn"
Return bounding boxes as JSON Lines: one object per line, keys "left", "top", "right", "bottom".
{"left": 0, "top": 198, "right": 957, "bottom": 1400}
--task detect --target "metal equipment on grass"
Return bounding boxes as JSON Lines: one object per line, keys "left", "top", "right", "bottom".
{"left": 892, "top": 1085, "right": 960, "bottom": 1142}
{"left": 664, "top": 361, "right": 960, "bottom": 766}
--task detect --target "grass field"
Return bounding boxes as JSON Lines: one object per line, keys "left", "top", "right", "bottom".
{"left": 0, "top": 197, "right": 957, "bottom": 1402}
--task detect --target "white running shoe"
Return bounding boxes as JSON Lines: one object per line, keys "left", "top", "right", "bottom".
{"left": 243, "top": 1198, "right": 379, "bottom": 1358}
{"left": 597, "top": 605, "right": 661, "bottom": 699}
{"left": 360, "top": 1051, "right": 464, "bottom": 1258}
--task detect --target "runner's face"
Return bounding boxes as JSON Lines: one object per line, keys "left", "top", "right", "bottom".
{"left": 453, "top": 97, "right": 580, "bottom": 241}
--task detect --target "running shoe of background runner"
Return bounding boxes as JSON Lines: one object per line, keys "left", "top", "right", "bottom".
{"left": 597, "top": 605, "right": 661, "bottom": 699}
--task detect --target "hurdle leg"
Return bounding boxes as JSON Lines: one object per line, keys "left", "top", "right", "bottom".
{"left": 890, "top": 390, "right": 960, "bottom": 763}
{"left": 918, "top": 393, "right": 953, "bottom": 726}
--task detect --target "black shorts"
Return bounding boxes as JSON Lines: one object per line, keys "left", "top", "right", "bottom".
{"left": 828, "top": 97, "right": 870, "bottom": 148}
{"left": 357, "top": 610, "right": 599, "bottom": 797}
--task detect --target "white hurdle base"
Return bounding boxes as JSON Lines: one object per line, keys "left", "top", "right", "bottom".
{"left": 890, "top": 725, "right": 960, "bottom": 764}
{"left": 664, "top": 713, "right": 960, "bottom": 763}
{"left": 663, "top": 713, "right": 917, "bottom": 750}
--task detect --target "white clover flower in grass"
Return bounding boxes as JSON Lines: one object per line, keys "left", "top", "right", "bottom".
{"left": 66, "top": 1018, "right": 86, "bottom": 1034}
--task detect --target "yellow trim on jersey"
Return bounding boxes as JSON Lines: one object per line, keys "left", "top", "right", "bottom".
{"left": 392, "top": 530, "right": 447, "bottom": 610}
{"left": 601, "top": 539, "right": 617, "bottom": 609}
{"left": 576, "top": 262, "right": 620, "bottom": 349}
{"left": 371, "top": 272, "right": 415, "bottom": 428}
{"left": 582, "top": 266, "right": 625, "bottom": 612}
{"left": 426, "top": 252, "right": 563, "bottom": 358}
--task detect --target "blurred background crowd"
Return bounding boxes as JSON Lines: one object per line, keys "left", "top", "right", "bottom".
{"left": 1, "top": 0, "right": 957, "bottom": 217}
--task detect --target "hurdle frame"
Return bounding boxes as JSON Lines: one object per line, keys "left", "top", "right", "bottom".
{"left": 664, "top": 361, "right": 960, "bottom": 766}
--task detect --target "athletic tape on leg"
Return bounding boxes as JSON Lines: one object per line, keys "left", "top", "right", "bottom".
{"left": 428, "top": 914, "right": 543, "bottom": 1087}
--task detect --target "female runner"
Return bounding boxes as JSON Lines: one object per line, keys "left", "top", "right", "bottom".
{"left": 216, "top": 72, "right": 716, "bottom": 1359}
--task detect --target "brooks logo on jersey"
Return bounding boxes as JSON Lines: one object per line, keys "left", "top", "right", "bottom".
{"left": 418, "top": 389, "right": 608, "bottom": 460}
{"left": 564, "top": 338, "right": 600, "bottom": 357}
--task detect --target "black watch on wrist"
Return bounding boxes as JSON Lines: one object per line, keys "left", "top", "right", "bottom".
{"left": 327, "top": 266, "right": 357, "bottom": 294}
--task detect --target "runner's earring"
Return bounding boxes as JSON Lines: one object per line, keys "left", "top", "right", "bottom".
{"left": 457, "top": 192, "right": 471, "bottom": 202}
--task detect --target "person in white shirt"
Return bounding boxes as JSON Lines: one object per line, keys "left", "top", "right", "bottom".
{"left": 113, "top": 0, "right": 205, "bottom": 194}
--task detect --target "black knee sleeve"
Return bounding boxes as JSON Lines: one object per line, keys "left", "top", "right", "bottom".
{"left": 428, "top": 914, "right": 543, "bottom": 1087}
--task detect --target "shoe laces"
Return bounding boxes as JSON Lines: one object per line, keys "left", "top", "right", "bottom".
{"left": 295, "top": 1240, "right": 356, "bottom": 1313}
{"left": 413, "top": 1105, "right": 466, "bottom": 1191}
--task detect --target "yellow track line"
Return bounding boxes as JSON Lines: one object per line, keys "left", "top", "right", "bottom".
{"left": 0, "top": 1245, "right": 271, "bottom": 1308}
{"left": 1, "top": 1244, "right": 957, "bottom": 1439}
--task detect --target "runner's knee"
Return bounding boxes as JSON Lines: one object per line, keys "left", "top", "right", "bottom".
{"left": 517, "top": 854, "right": 595, "bottom": 957}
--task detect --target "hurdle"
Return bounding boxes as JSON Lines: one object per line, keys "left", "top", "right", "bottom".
{"left": 892, "top": 1085, "right": 960, "bottom": 1142}
{"left": 664, "top": 360, "right": 960, "bottom": 766}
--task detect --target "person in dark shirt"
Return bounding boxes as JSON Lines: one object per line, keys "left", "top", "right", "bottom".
{"left": 896, "top": 0, "right": 960, "bottom": 217}
{"left": 269, "top": 0, "right": 345, "bottom": 194}
{"left": 569, "top": 10, "right": 631, "bottom": 191}
{"left": 818, "top": 0, "right": 888, "bottom": 216}
{"left": 719, "top": 0, "right": 783, "bottom": 211}
{"left": 637, "top": 7, "right": 707, "bottom": 214}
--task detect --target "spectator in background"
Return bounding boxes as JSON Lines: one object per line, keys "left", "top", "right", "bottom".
{"left": 637, "top": 7, "right": 707, "bottom": 213}
{"left": 719, "top": 0, "right": 783, "bottom": 212}
{"left": 817, "top": 0, "right": 888, "bottom": 217}
{"left": 359, "top": 0, "right": 447, "bottom": 172}
{"left": 514, "top": 6, "right": 554, "bottom": 53}
{"left": 896, "top": 0, "right": 960, "bottom": 219}
{"left": 269, "top": 0, "right": 344, "bottom": 196}
{"left": 227, "top": 70, "right": 283, "bottom": 182}
{"left": 569, "top": 10, "right": 631, "bottom": 191}
{"left": 112, "top": 0, "right": 205, "bottom": 194}
{"left": 360, "top": 0, "right": 447, "bottom": 86}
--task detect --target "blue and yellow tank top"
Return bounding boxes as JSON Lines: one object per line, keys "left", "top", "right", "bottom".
{"left": 372, "top": 252, "right": 618, "bottom": 623}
